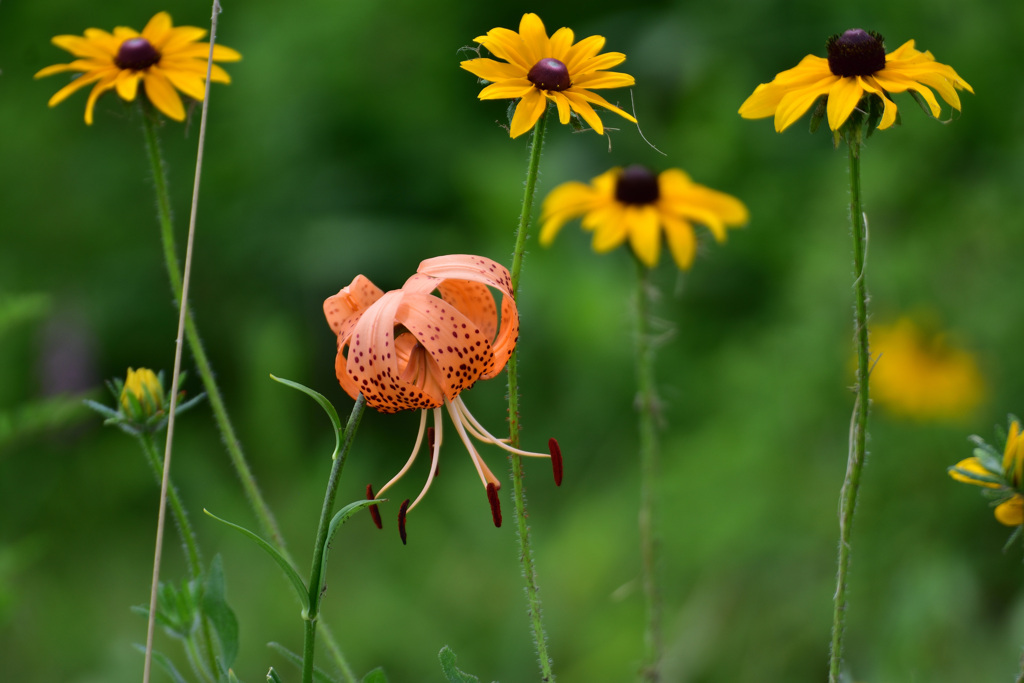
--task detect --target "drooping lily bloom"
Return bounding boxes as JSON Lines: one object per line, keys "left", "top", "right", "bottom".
{"left": 324, "top": 255, "right": 562, "bottom": 543}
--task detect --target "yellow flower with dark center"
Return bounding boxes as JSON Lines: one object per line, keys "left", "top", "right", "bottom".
{"left": 120, "top": 367, "right": 164, "bottom": 417}
{"left": 950, "top": 420, "right": 1024, "bottom": 526}
{"left": 739, "top": 29, "right": 972, "bottom": 132}
{"left": 539, "top": 165, "right": 748, "bottom": 270}
{"left": 461, "top": 13, "right": 637, "bottom": 138}
{"left": 870, "top": 318, "right": 984, "bottom": 421}
{"left": 35, "top": 12, "right": 241, "bottom": 125}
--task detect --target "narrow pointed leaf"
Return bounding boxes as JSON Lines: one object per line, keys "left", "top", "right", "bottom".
{"left": 267, "top": 668, "right": 284, "bottom": 683}
{"left": 270, "top": 375, "right": 342, "bottom": 459}
{"left": 204, "top": 509, "right": 309, "bottom": 613}
{"left": 203, "top": 555, "right": 240, "bottom": 669}
{"left": 316, "top": 499, "right": 381, "bottom": 598}
{"left": 361, "top": 667, "right": 389, "bottom": 683}
{"left": 132, "top": 644, "right": 189, "bottom": 683}
{"left": 267, "top": 642, "right": 335, "bottom": 683}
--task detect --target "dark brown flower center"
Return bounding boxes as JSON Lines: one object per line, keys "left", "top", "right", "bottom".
{"left": 615, "top": 165, "right": 660, "bottom": 205}
{"left": 115, "top": 37, "right": 161, "bottom": 71}
{"left": 826, "top": 29, "right": 886, "bottom": 77}
{"left": 527, "top": 58, "right": 571, "bottom": 92}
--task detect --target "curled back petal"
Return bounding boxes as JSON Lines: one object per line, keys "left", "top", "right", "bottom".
{"left": 324, "top": 274, "right": 385, "bottom": 342}
{"left": 345, "top": 291, "right": 406, "bottom": 411}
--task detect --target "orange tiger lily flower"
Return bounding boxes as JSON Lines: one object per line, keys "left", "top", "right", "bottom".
{"left": 324, "top": 255, "right": 562, "bottom": 543}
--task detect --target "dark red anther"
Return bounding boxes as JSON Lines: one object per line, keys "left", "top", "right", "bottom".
{"left": 486, "top": 482, "right": 503, "bottom": 527}
{"left": 366, "top": 484, "right": 383, "bottom": 529}
{"left": 115, "top": 37, "right": 161, "bottom": 71}
{"left": 397, "top": 499, "right": 411, "bottom": 545}
{"left": 427, "top": 427, "right": 438, "bottom": 476}
{"left": 549, "top": 438, "right": 563, "bottom": 486}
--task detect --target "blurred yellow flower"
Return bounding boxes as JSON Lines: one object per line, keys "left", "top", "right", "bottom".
{"left": 950, "top": 420, "right": 1024, "bottom": 526}
{"left": 539, "top": 165, "right": 747, "bottom": 269}
{"left": 120, "top": 367, "right": 164, "bottom": 417}
{"left": 460, "top": 13, "right": 636, "bottom": 138}
{"left": 870, "top": 318, "right": 984, "bottom": 420}
{"left": 35, "top": 12, "right": 241, "bottom": 124}
{"left": 739, "top": 29, "right": 972, "bottom": 132}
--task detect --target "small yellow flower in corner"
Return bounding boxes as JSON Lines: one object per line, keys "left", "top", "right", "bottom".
{"left": 121, "top": 367, "right": 164, "bottom": 418}
{"left": 870, "top": 318, "right": 985, "bottom": 421}
{"left": 739, "top": 29, "right": 972, "bottom": 132}
{"left": 950, "top": 419, "right": 1024, "bottom": 526}
{"left": 460, "top": 13, "right": 637, "bottom": 138}
{"left": 539, "top": 165, "right": 748, "bottom": 270}
{"left": 35, "top": 12, "right": 242, "bottom": 124}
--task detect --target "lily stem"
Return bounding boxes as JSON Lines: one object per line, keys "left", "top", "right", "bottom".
{"left": 506, "top": 109, "right": 556, "bottom": 682}
{"left": 139, "top": 103, "right": 287, "bottom": 552}
{"left": 829, "top": 129, "right": 871, "bottom": 683}
{"left": 302, "top": 394, "right": 366, "bottom": 683}
{"left": 634, "top": 260, "right": 662, "bottom": 682}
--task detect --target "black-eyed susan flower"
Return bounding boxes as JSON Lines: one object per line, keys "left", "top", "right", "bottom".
{"left": 323, "top": 255, "right": 562, "bottom": 543}
{"left": 35, "top": 12, "right": 241, "bottom": 125}
{"left": 950, "top": 419, "right": 1024, "bottom": 527}
{"left": 739, "top": 29, "right": 972, "bottom": 132}
{"left": 870, "top": 318, "right": 985, "bottom": 421}
{"left": 460, "top": 13, "right": 637, "bottom": 138}
{"left": 539, "top": 165, "right": 748, "bottom": 270}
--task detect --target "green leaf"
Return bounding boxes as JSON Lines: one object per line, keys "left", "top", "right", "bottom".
{"left": 270, "top": 375, "right": 342, "bottom": 459}
{"left": 316, "top": 499, "right": 382, "bottom": 600}
{"left": 132, "top": 644, "right": 189, "bottom": 683}
{"left": 438, "top": 645, "right": 482, "bottom": 683}
{"left": 203, "top": 555, "right": 240, "bottom": 669}
{"left": 204, "top": 509, "right": 309, "bottom": 614}
{"left": 267, "top": 667, "right": 284, "bottom": 683}
{"left": 267, "top": 642, "right": 335, "bottom": 683}
{"left": 361, "top": 667, "right": 389, "bottom": 683}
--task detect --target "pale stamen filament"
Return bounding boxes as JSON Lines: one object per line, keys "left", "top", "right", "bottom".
{"left": 444, "top": 397, "right": 501, "bottom": 488}
{"left": 375, "top": 409, "right": 428, "bottom": 499}
{"left": 453, "top": 396, "right": 551, "bottom": 458}
{"left": 409, "top": 407, "right": 444, "bottom": 511}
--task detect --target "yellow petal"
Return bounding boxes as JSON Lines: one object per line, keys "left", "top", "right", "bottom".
{"left": 826, "top": 76, "right": 866, "bottom": 131}
{"left": 46, "top": 68, "right": 110, "bottom": 107}
{"left": 162, "top": 67, "right": 208, "bottom": 101}
{"left": 142, "top": 12, "right": 174, "bottom": 48}
{"left": 627, "top": 206, "right": 662, "bottom": 267}
{"left": 460, "top": 57, "right": 526, "bottom": 82}
{"left": 561, "top": 90, "right": 603, "bottom": 134}
{"left": 574, "top": 51, "right": 627, "bottom": 76}
{"left": 662, "top": 215, "right": 697, "bottom": 270}
{"left": 476, "top": 28, "right": 532, "bottom": 71}
{"left": 478, "top": 79, "right": 534, "bottom": 100}
{"left": 548, "top": 27, "right": 574, "bottom": 62}
{"left": 564, "top": 35, "right": 606, "bottom": 74}
{"left": 550, "top": 92, "right": 572, "bottom": 124}
{"left": 51, "top": 34, "right": 117, "bottom": 60}
{"left": 509, "top": 88, "right": 547, "bottom": 138}
{"left": 160, "top": 26, "right": 208, "bottom": 53}
{"left": 143, "top": 70, "right": 186, "bottom": 121}
{"left": 949, "top": 457, "right": 1000, "bottom": 488}
{"left": 517, "top": 13, "right": 549, "bottom": 65}
{"left": 539, "top": 181, "right": 602, "bottom": 246}
{"left": 83, "top": 74, "right": 118, "bottom": 125}
{"left": 572, "top": 71, "right": 635, "bottom": 90}
{"left": 114, "top": 70, "right": 141, "bottom": 101}
{"left": 995, "top": 496, "right": 1024, "bottom": 527}
{"left": 589, "top": 205, "right": 629, "bottom": 252}
{"left": 573, "top": 89, "right": 637, "bottom": 124}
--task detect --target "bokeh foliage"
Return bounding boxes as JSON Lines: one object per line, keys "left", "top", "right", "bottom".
{"left": 3, "top": 0, "right": 1024, "bottom": 680}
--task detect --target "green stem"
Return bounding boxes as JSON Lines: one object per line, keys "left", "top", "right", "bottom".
{"left": 140, "top": 104, "right": 359, "bottom": 680}
{"left": 505, "top": 109, "right": 555, "bottom": 682}
{"left": 634, "top": 261, "right": 662, "bottom": 682}
{"left": 139, "top": 104, "right": 286, "bottom": 552}
{"left": 140, "top": 432, "right": 219, "bottom": 679}
{"left": 302, "top": 395, "right": 366, "bottom": 683}
{"left": 829, "top": 130, "right": 871, "bottom": 683}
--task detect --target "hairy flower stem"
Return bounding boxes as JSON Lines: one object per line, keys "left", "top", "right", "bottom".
{"left": 301, "top": 395, "right": 366, "bottom": 683}
{"left": 140, "top": 433, "right": 219, "bottom": 679}
{"left": 506, "top": 109, "right": 556, "bottom": 682}
{"left": 140, "top": 101, "right": 357, "bottom": 679}
{"left": 139, "top": 104, "right": 285, "bottom": 551}
{"left": 634, "top": 261, "right": 662, "bottom": 682}
{"left": 829, "top": 131, "right": 871, "bottom": 683}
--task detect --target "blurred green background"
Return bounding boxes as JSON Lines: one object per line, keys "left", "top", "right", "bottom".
{"left": 3, "top": 0, "right": 1024, "bottom": 681}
